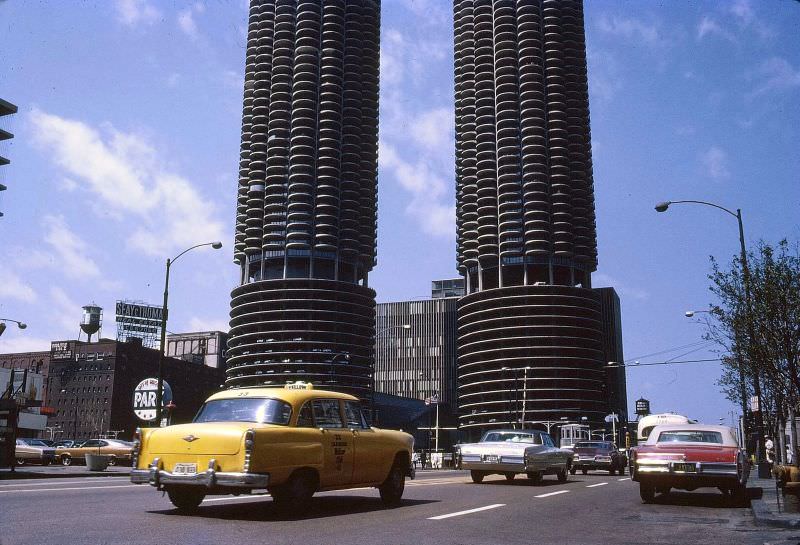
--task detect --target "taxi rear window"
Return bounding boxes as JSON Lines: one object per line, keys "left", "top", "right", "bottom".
{"left": 656, "top": 430, "right": 723, "bottom": 444}
{"left": 194, "top": 398, "right": 292, "bottom": 425}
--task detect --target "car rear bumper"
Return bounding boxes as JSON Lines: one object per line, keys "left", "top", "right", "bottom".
{"left": 633, "top": 461, "right": 742, "bottom": 488}
{"left": 131, "top": 458, "right": 269, "bottom": 489}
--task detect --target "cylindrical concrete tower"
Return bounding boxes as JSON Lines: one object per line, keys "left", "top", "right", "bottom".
{"left": 227, "top": 0, "right": 380, "bottom": 402}
{"left": 454, "top": 0, "right": 607, "bottom": 439}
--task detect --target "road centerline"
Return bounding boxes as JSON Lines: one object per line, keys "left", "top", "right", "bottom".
{"left": 534, "top": 490, "right": 570, "bottom": 498}
{"left": 586, "top": 482, "right": 608, "bottom": 488}
{"left": 617, "top": 478, "right": 631, "bottom": 481}
{"left": 0, "top": 484, "right": 140, "bottom": 494}
{"left": 428, "top": 503, "right": 505, "bottom": 520}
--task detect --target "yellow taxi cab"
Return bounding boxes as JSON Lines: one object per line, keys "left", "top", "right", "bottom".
{"left": 130, "top": 382, "right": 414, "bottom": 512}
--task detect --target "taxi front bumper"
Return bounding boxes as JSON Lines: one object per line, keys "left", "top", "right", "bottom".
{"left": 131, "top": 458, "right": 269, "bottom": 489}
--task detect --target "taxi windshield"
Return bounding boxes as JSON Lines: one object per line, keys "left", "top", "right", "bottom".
{"left": 194, "top": 398, "right": 292, "bottom": 425}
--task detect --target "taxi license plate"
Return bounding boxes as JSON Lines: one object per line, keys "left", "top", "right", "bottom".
{"left": 673, "top": 463, "right": 696, "bottom": 473}
{"left": 484, "top": 455, "right": 499, "bottom": 464}
{"left": 173, "top": 463, "right": 197, "bottom": 475}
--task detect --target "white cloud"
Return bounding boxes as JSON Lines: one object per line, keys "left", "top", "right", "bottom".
{"left": 0, "top": 265, "right": 37, "bottom": 302}
{"left": 43, "top": 215, "right": 101, "bottom": 280}
{"left": 410, "top": 108, "right": 453, "bottom": 151}
{"left": 697, "top": 17, "right": 735, "bottom": 42}
{"left": 700, "top": 146, "right": 731, "bottom": 181}
{"left": 379, "top": 141, "right": 455, "bottom": 238}
{"left": 166, "top": 73, "right": 181, "bottom": 88}
{"left": 593, "top": 273, "right": 649, "bottom": 301}
{"left": 187, "top": 317, "right": 229, "bottom": 333}
{"left": 730, "top": 0, "right": 755, "bottom": 26}
{"left": 178, "top": 10, "right": 198, "bottom": 39}
{"left": 178, "top": 3, "right": 205, "bottom": 39}
{"left": 49, "top": 286, "right": 82, "bottom": 332}
{"left": 596, "top": 16, "right": 665, "bottom": 48}
{"left": 29, "top": 108, "right": 224, "bottom": 257}
{"left": 749, "top": 57, "right": 800, "bottom": 97}
{"left": 115, "top": 0, "right": 160, "bottom": 27}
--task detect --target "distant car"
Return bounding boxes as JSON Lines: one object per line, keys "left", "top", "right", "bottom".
{"left": 15, "top": 438, "right": 57, "bottom": 466}
{"left": 458, "top": 429, "right": 573, "bottom": 484}
{"left": 131, "top": 383, "right": 415, "bottom": 512}
{"left": 57, "top": 439, "right": 133, "bottom": 466}
{"left": 631, "top": 424, "right": 749, "bottom": 503}
{"left": 570, "top": 441, "right": 627, "bottom": 475}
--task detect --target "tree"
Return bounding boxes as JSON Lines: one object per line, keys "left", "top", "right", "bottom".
{"left": 706, "top": 240, "right": 800, "bottom": 464}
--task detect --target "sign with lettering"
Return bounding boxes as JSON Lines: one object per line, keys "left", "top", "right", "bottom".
{"left": 116, "top": 300, "right": 163, "bottom": 348}
{"left": 132, "top": 378, "right": 172, "bottom": 421}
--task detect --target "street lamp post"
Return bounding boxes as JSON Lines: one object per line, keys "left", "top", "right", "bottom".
{"left": 655, "top": 200, "right": 764, "bottom": 462}
{"left": 329, "top": 352, "right": 350, "bottom": 384}
{"left": 0, "top": 318, "right": 27, "bottom": 337}
{"left": 155, "top": 241, "right": 222, "bottom": 425}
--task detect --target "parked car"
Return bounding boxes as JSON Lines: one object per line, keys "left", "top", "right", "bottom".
{"left": 131, "top": 382, "right": 415, "bottom": 512}
{"left": 631, "top": 424, "right": 749, "bottom": 503}
{"left": 570, "top": 441, "right": 627, "bottom": 475}
{"left": 53, "top": 439, "right": 83, "bottom": 449}
{"left": 15, "top": 438, "right": 57, "bottom": 466}
{"left": 57, "top": 439, "right": 133, "bottom": 466}
{"left": 458, "top": 429, "right": 573, "bottom": 484}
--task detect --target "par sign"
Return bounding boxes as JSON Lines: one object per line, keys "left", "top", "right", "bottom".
{"left": 133, "top": 378, "right": 173, "bottom": 421}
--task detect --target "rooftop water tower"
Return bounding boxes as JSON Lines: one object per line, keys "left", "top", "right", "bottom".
{"left": 80, "top": 304, "right": 103, "bottom": 342}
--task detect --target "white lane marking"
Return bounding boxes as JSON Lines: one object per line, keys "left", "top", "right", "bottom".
{"left": 428, "top": 503, "right": 505, "bottom": 520}
{"left": 0, "top": 478, "right": 128, "bottom": 488}
{"left": 617, "top": 478, "right": 631, "bottom": 482}
{"left": 534, "top": 490, "right": 570, "bottom": 498}
{"left": 203, "top": 494, "right": 270, "bottom": 503}
{"left": 0, "top": 484, "right": 140, "bottom": 494}
{"left": 586, "top": 482, "right": 608, "bottom": 488}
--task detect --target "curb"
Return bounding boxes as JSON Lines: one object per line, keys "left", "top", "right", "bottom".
{"left": 0, "top": 469, "right": 131, "bottom": 481}
{"left": 750, "top": 487, "right": 800, "bottom": 529}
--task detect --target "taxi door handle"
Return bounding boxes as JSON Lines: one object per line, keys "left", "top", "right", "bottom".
{"left": 349, "top": 428, "right": 359, "bottom": 435}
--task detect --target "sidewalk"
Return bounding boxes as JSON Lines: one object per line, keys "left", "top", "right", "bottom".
{"left": 0, "top": 464, "right": 131, "bottom": 480}
{"left": 750, "top": 476, "right": 800, "bottom": 528}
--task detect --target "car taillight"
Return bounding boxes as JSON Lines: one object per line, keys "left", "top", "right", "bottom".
{"left": 243, "top": 429, "right": 255, "bottom": 473}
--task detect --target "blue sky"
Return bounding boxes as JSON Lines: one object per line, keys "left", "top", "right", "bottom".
{"left": 1, "top": 0, "right": 798, "bottom": 425}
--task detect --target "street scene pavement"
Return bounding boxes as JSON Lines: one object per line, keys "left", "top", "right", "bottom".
{"left": 1, "top": 470, "right": 797, "bottom": 545}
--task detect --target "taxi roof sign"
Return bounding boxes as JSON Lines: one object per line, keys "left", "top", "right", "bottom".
{"left": 284, "top": 381, "right": 313, "bottom": 390}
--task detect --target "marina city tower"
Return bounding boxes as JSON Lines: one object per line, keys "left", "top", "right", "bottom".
{"left": 453, "top": 0, "right": 620, "bottom": 438}
{"left": 227, "top": 0, "right": 380, "bottom": 403}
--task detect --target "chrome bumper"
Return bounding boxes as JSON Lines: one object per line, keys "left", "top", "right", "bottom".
{"left": 131, "top": 458, "right": 269, "bottom": 489}
{"left": 636, "top": 461, "right": 738, "bottom": 476}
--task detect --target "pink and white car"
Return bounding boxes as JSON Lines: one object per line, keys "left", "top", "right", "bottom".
{"left": 630, "top": 424, "right": 749, "bottom": 503}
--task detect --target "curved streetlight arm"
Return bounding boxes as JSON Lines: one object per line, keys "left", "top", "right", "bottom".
{"left": 659, "top": 200, "right": 738, "bottom": 219}
{"left": 0, "top": 318, "right": 27, "bottom": 329}
{"left": 170, "top": 241, "right": 223, "bottom": 265}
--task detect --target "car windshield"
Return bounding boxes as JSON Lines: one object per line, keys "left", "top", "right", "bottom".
{"left": 24, "top": 439, "right": 50, "bottom": 447}
{"left": 194, "top": 398, "right": 292, "bottom": 425}
{"left": 575, "top": 442, "right": 610, "bottom": 449}
{"left": 482, "top": 432, "right": 540, "bottom": 444}
{"left": 656, "top": 430, "right": 723, "bottom": 444}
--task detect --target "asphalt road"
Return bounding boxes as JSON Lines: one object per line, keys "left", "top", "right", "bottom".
{"left": 0, "top": 470, "right": 796, "bottom": 545}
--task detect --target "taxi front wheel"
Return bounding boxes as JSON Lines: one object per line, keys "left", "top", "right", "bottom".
{"left": 379, "top": 461, "right": 406, "bottom": 506}
{"left": 166, "top": 486, "right": 205, "bottom": 511}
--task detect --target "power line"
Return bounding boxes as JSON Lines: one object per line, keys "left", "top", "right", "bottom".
{"left": 608, "top": 358, "right": 721, "bottom": 368}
